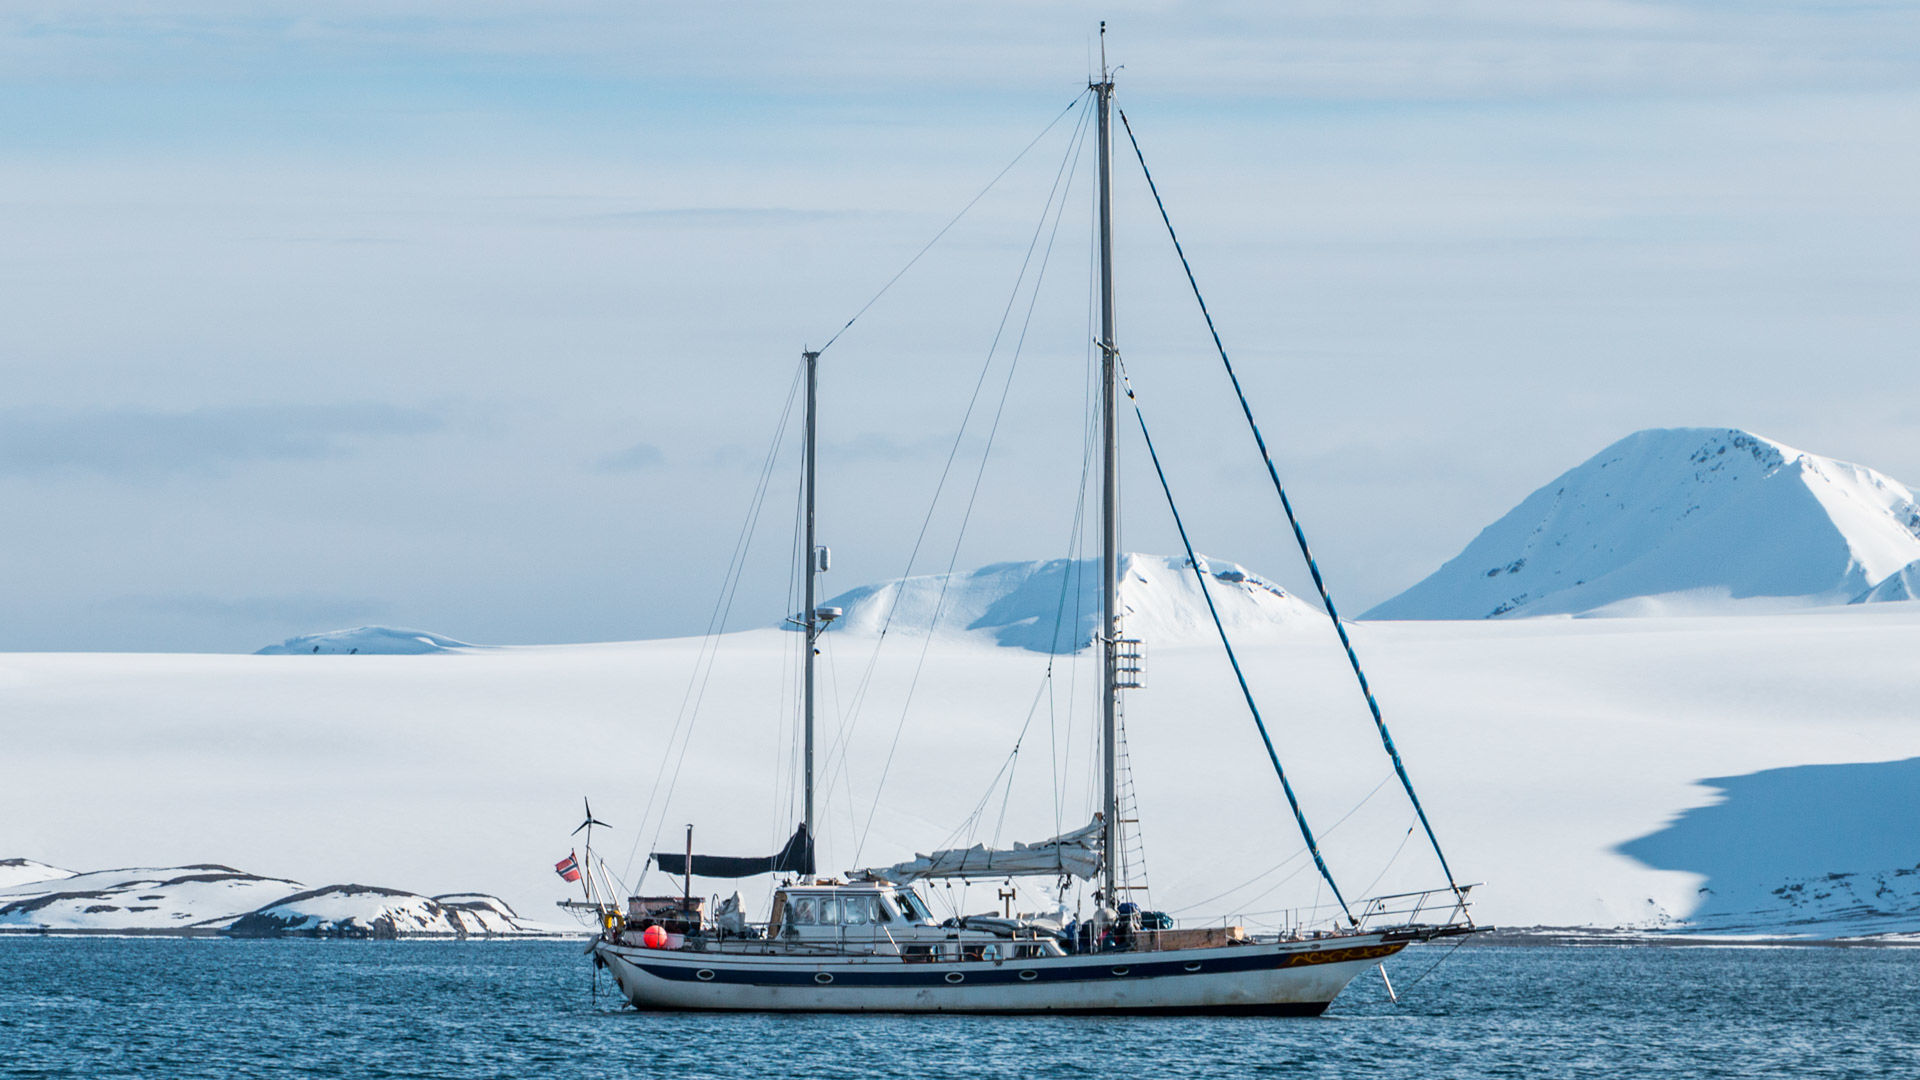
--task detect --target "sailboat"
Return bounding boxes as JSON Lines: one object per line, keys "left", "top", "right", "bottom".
{"left": 582, "top": 38, "right": 1480, "bottom": 1015}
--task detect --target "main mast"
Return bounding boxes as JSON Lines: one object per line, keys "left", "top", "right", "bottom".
{"left": 1094, "top": 29, "right": 1122, "bottom": 917}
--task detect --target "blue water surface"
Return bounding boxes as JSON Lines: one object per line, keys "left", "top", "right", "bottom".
{"left": 3, "top": 939, "right": 1917, "bottom": 1078}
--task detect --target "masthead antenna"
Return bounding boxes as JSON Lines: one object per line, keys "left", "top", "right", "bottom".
{"left": 1099, "top": 21, "right": 1108, "bottom": 81}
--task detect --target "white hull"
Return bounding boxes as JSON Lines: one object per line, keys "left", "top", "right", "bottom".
{"left": 595, "top": 934, "right": 1408, "bottom": 1015}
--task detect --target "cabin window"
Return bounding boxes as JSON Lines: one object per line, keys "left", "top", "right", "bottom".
{"left": 790, "top": 897, "right": 819, "bottom": 926}
{"left": 840, "top": 895, "right": 884, "bottom": 925}
{"left": 895, "top": 890, "right": 935, "bottom": 923}
{"left": 818, "top": 897, "right": 841, "bottom": 926}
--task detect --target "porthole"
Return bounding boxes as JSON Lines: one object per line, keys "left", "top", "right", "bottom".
{"left": 814, "top": 972, "right": 834, "bottom": 985}
{"left": 1018, "top": 969, "right": 1038, "bottom": 981}
{"left": 1110, "top": 967, "right": 1130, "bottom": 976}
{"left": 695, "top": 970, "right": 715, "bottom": 981}
{"left": 1183, "top": 962, "right": 1203, "bottom": 973}
{"left": 945, "top": 971, "right": 965, "bottom": 984}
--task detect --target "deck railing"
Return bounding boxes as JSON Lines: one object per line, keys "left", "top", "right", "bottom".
{"left": 1354, "top": 883, "right": 1477, "bottom": 933}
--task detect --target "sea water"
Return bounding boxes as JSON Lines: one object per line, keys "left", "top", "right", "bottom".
{"left": 3, "top": 939, "right": 1917, "bottom": 1078}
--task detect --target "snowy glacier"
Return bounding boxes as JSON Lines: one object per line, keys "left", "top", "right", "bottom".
{"left": 8, "top": 579, "right": 1920, "bottom": 938}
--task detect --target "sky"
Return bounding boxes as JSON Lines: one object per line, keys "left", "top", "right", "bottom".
{"left": 2, "top": 1, "right": 1916, "bottom": 652}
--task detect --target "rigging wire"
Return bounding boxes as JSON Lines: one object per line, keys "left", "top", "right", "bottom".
{"left": 1122, "top": 369, "right": 1354, "bottom": 925}
{"left": 1116, "top": 106, "right": 1463, "bottom": 897}
{"left": 815, "top": 92, "right": 1090, "bottom": 357}
{"left": 818, "top": 631, "right": 864, "bottom": 867}
{"left": 1164, "top": 771, "right": 1393, "bottom": 916}
{"left": 620, "top": 359, "right": 805, "bottom": 886}
{"left": 924, "top": 674, "right": 1053, "bottom": 855}
{"left": 850, "top": 91, "right": 1094, "bottom": 865}
{"left": 1073, "top": 169, "right": 1107, "bottom": 844}
{"left": 988, "top": 673, "right": 1054, "bottom": 849}
{"left": 1356, "top": 816, "right": 1420, "bottom": 902}
{"left": 1041, "top": 413, "right": 1097, "bottom": 838}
{"left": 814, "top": 94, "right": 1100, "bottom": 819}
{"left": 1393, "top": 936, "right": 1469, "bottom": 997}
{"left": 1050, "top": 189, "right": 1105, "bottom": 848}
{"left": 1045, "top": 207, "right": 1105, "bottom": 838}
{"left": 769, "top": 424, "right": 810, "bottom": 853}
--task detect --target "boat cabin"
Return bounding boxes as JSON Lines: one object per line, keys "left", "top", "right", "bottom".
{"left": 770, "top": 882, "right": 931, "bottom": 936}
{"left": 771, "top": 882, "right": 942, "bottom": 949}
{"left": 761, "top": 881, "right": 1065, "bottom": 959}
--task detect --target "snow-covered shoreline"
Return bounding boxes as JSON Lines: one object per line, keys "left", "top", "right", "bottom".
{"left": 0, "top": 862, "right": 579, "bottom": 938}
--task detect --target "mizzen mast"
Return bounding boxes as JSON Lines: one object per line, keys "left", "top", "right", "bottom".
{"left": 802, "top": 347, "right": 821, "bottom": 862}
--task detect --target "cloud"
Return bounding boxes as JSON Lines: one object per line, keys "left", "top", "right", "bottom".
{"left": 0, "top": 403, "right": 440, "bottom": 478}
{"left": 595, "top": 441, "right": 664, "bottom": 472}
{"left": 4, "top": 2, "right": 1915, "bottom": 103}
{"left": 0, "top": 2, "right": 1914, "bottom": 653}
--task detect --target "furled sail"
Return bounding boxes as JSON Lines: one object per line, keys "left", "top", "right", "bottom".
{"left": 652, "top": 825, "right": 814, "bottom": 879}
{"left": 852, "top": 818, "right": 1103, "bottom": 883}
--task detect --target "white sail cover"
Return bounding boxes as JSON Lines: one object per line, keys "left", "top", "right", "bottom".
{"left": 853, "top": 818, "right": 1104, "bottom": 883}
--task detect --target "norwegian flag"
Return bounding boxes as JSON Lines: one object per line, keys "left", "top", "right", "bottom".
{"left": 554, "top": 852, "right": 582, "bottom": 883}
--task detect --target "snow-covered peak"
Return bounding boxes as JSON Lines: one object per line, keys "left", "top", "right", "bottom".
{"left": 1858, "top": 560, "right": 1920, "bottom": 603}
{"left": 0, "top": 858, "right": 75, "bottom": 890}
{"left": 818, "top": 553, "right": 1320, "bottom": 653}
{"left": 1367, "top": 427, "right": 1920, "bottom": 620}
{"left": 255, "top": 626, "right": 479, "bottom": 655}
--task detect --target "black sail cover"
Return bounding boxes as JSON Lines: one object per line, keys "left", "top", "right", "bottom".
{"left": 651, "top": 825, "right": 814, "bottom": 879}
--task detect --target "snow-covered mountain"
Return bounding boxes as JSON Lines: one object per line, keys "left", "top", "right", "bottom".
{"left": 227, "top": 885, "right": 547, "bottom": 938}
{"left": 1367, "top": 428, "right": 1920, "bottom": 620}
{"left": 1860, "top": 561, "right": 1920, "bottom": 603}
{"left": 820, "top": 553, "right": 1320, "bottom": 652}
{"left": 0, "top": 863, "right": 567, "bottom": 937}
{"left": 0, "top": 858, "right": 76, "bottom": 890}
{"left": 0, "top": 864, "right": 307, "bottom": 933}
{"left": 256, "top": 626, "right": 479, "bottom": 655}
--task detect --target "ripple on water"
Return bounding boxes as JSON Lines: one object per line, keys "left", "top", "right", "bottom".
{"left": 2, "top": 939, "right": 1918, "bottom": 1079}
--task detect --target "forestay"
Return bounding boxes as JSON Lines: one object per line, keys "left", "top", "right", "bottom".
{"left": 853, "top": 818, "right": 1103, "bottom": 883}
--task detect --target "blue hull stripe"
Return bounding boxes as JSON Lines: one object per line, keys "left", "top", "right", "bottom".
{"left": 621, "top": 942, "right": 1402, "bottom": 989}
